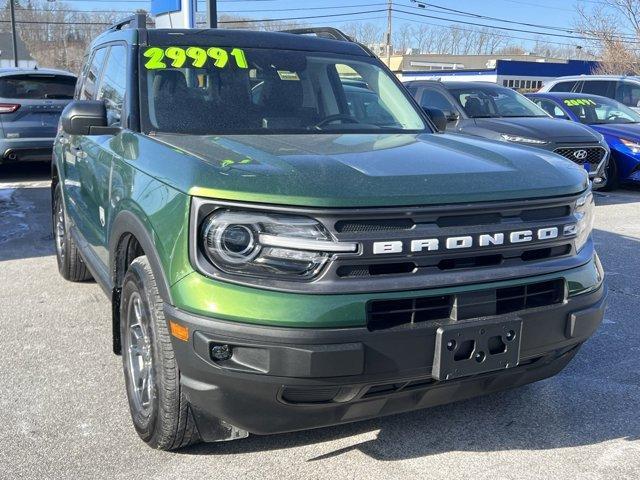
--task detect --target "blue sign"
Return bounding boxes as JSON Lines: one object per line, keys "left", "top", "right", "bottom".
{"left": 151, "top": 0, "right": 181, "bottom": 16}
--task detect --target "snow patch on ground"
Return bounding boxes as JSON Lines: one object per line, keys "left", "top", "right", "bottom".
{"left": 0, "top": 188, "right": 16, "bottom": 202}
{"left": 0, "top": 189, "right": 33, "bottom": 244}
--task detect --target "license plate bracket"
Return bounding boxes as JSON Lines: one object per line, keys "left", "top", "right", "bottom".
{"left": 432, "top": 318, "right": 522, "bottom": 381}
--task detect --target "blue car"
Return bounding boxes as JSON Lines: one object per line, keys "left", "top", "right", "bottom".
{"left": 527, "top": 92, "right": 640, "bottom": 189}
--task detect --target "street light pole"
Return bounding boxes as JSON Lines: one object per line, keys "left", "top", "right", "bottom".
{"left": 9, "top": 0, "right": 18, "bottom": 67}
{"left": 385, "top": 0, "right": 392, "bottom": 67}
{"left": 206, "top": 0, "right": 217, "bottom": 28}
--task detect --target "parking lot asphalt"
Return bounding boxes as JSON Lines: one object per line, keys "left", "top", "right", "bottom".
{"left": 1, "top": 163, "right": 639, "bottom": 480}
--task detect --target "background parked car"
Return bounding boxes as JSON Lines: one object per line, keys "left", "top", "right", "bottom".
{"left": 0, "top": 68, "right": 76, "bottom": 165}
{"left": 404, "top": 80, "right": 610, "bottom": 188}
{"left": 539, "top": 75, "right": 640, "bottom": 113}
{"left": 528, "top": 92, "right": 640, "bottom": 189}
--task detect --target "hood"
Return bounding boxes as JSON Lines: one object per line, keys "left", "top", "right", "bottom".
{"left": 474, "top": 117, "right": 600, "bottom": 143}
{"left": 133, "top": 133, "right": 588, "bottom": 207}
{"left": 591, "top": 123, "right": 640, "bottom": 140}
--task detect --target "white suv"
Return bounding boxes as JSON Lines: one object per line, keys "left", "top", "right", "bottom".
{"left": 540, "top": 75, "right": 640, "bottom": 112}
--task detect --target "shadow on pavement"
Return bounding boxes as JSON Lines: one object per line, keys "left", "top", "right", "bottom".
{"left": 594, "top": 185, "right": 640, "bottom": 206}
{"left": 0, "top": 162, "right": 51, "bottom": 184}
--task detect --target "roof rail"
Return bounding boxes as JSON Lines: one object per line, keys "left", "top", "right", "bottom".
{"left": 281, "top": 27, "right": 353, "bottom": 42}
{"left": 109, "top": 13, "right": 147, "bottom": 32}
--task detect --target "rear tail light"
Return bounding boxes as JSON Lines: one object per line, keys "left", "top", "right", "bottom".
{"left": 0, "top": 104, "right": 20, "bottom": 114}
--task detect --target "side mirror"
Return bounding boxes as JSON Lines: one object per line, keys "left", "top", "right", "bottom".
{"left": 60, "top": 100, "right": 108, "bottom": 136}
{"left": 446, "top": 111, "right": 460, "bottom": 122}
{"left": 423, "top": 107, "right": 447, "bottom": 132}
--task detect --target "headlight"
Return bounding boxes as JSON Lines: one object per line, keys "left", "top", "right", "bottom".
{"left": 619, "top": 137, "right": 640, "bottom": 154}
{"left": 501, "top": 134, "right": 548, "bottom": 145}
{"left": 572, "top": 191, "right": 595, "bottom": 252}
{"left": 200, "top": 210, "right": 357, "bottom": 280}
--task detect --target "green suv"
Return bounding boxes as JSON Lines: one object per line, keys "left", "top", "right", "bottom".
{"left": 52, "top": 16, "right": 607, "bottom": 450}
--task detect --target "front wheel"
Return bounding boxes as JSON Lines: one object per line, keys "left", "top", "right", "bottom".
{"left": 120, "top": 256, "right": 200, "bottom": 450}
{"left": 600, "top": 157, "right": 619, "bottom": 191}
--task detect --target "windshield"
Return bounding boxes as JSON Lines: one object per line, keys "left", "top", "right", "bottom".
{"left": 447, "top": 85, "right": 549, "bottom": 118}
{"left": 139, "top": 46, "right": 427, "bottom": 135}
{"left": 0, "top": 74, "right": 76, "bottom": 100}
{"left": 562, "top": 96, "right": 640, "bottom": 125}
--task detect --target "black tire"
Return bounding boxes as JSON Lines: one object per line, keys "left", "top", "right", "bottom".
{"left": 53, "top": 184, "right": 93, "bottom": 282}
{"left": 120, "top": 256, "right": 200, "bottom": 450}
{"left": 600, "top": 157, "right": 619, "bottom": 191}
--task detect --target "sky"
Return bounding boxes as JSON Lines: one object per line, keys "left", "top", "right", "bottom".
{"left": 56, "top": 0, "right": 610, "bottom": 51}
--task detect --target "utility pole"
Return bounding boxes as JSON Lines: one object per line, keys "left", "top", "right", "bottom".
{"left": 9, "top": 0, "right": 18, "bottom": 67}
{"left": 206, "top": 0, "right": 217, "bottom": 28}
{"left": 385, "top": 0, "right": 392, "bottom": 67}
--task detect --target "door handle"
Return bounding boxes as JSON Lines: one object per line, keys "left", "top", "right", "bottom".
{"left": 70, "top": 146, "right": 87, "bottom": 159}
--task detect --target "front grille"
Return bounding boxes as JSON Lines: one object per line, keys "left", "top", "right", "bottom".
{"left": 367, "top": 279, "right": 565, "bottom": 331}
{"left": 337, "top": 244, "right": 572, "bottom": 278}
{"left": 318, "top": 195, "right": 580, "bottom": 292}
{"left": 554, "top": 146, "right": 606, "bottom": 171}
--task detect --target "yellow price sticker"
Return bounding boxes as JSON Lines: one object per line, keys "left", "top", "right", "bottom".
{"left": 143, "top": 46, "right": 249, "bottom": 70}
{"left": 563, "top": 98, "right": 597, "bottom": 107}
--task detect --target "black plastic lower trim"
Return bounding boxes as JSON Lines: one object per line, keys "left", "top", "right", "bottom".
{"left": 165, "top": 283, "right": 606, "bottom": 438}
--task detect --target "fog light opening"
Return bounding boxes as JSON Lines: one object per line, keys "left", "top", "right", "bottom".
{"left": 210, "top": 343, "right": 233, "bottom": 362}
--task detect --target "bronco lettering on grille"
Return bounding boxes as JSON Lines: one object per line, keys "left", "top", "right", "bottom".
{"left": 373, "top": 226, "right": 567, "bottom": 255}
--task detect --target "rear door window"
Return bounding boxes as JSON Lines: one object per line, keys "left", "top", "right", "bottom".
{"left": 615, "top": 81, "right": 640, "bottom": 108}
{"left": 549, "top": 81, "right": 578, "bottom": 93}
{"left": 81, "top": 48, "right": 107, "bottom": 100}
{"left": 0, "top": 74, "right": 76, "bottom": 100}
{"left": 581, "top": 80, "right": 614, "bottom": 97}
{"left": 419, "top": 88, "right": 457, "bottom": 114}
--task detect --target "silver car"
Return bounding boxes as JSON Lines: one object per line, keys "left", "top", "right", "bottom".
{"left": 0, "top": 68, "right": 76, "bottom": 164}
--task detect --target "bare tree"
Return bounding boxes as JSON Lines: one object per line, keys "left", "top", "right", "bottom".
{"left": 393, "top": 23, "right": 413, "bottom": 53}
{"left": 342, "top": 21, "right": 383, "bottom": 47}
{"left": 0, "top": 0, "right": 126, "bottom": 72}
{"left": 575, "top": 0, "right": 640, "bottom": 74}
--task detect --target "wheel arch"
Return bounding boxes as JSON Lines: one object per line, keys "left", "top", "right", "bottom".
{"left": 109, "top": 210, "right": 174, "bottom": 354}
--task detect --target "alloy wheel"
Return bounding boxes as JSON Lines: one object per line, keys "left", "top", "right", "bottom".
{"left": 125, "top": 292, "right": 155, "bottom": 418}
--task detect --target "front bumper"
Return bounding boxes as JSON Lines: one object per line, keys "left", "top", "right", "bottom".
{"left": 0, "top": 138, "right": 54, "bottom": 163}
{"left": 166, "top": 266, "right": 607, "bottom": 440}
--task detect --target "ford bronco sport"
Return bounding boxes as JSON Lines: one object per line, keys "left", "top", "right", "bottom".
{"left": 52, "top": 16, "right": 607, "bottom": 450}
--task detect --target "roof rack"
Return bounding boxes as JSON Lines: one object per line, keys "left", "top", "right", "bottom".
{"left": 109, "top": 13, "right": 147, "bottom": 32}
{"left": 281, "top": 27, "right": 353, "bottom": 42}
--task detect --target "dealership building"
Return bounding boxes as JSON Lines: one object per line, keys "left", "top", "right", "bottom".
{"left": 384, "top": 54, "right": 600, "bottom": 91}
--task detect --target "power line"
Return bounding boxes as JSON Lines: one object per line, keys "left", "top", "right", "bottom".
{"left": 393, "top": 13, "right": 589, "bottom": 50}
{"left": 14, "top": 8, "right": 140, "bottom": 14}
{"left": 402, "top": 0, "right": 638, "bottom": 41}
{"left": 216, "top": 9, "right": 388, "bottom": 24}
{"left": 393, "top": 7, "right": 640, "bottom": 45}
{"left": 197, "top": 14, "right": 389, "bottom": 28}
{"left": 212, "top": 2, "right": 387, "bottom": 13}
{"left": 496, "top": 0, "right": 574, "bottom": 12}
{"left": 50, "top": 0, "right": 150, "bottom": 3}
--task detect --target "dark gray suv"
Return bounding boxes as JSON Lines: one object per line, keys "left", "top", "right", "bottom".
{"left": 405, "top": 80, "right": 610, "bottom": 188}
{"left": 0, "top": 68, "right": 76, "bottom": 164}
